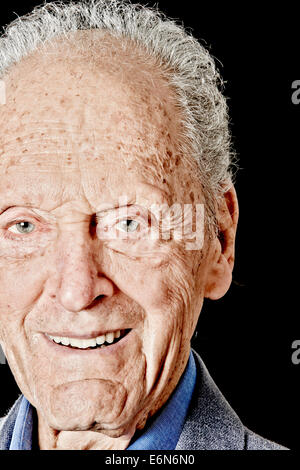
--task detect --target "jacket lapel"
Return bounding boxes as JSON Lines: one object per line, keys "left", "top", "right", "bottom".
{"left": 175, "top": 349, "right": 246, "bottom": 450}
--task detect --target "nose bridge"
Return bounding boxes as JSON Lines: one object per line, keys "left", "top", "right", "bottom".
{"left": 56, "top": 229, "right": 98, "bottom": 312}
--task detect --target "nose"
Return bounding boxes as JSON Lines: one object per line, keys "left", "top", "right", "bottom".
{"left": 56, "top": 234, "right": 115, "bottom": 312}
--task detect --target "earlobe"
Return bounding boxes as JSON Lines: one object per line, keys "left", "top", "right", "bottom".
{"left": 204, "top": 253, "right": 233, "bottom": 300}
{"left": 204, "top": 185, "right": 239, "bottom": 300}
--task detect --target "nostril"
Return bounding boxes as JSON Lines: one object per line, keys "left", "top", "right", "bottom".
{"left": 89, "top": 214, "right": 97, "bottom": 237}
{"left": 95, "top": 295, "right": 105, "bottom": 301}
{"left": 87, "top": 294, "right": 105, "bottom": 309}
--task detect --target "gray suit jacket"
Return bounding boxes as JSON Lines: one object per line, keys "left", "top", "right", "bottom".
{"left": 0, "top": 349, "right": 287, "bottom": 450}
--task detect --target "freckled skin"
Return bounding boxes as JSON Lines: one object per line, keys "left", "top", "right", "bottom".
{"left": 0, "top": 32, "right": 238, "bottom": 450}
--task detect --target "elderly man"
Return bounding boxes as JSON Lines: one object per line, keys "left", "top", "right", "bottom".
{"left": 0, "top": 0, "right": 285, "bottom": 450}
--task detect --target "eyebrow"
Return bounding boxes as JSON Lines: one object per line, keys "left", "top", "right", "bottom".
{"left": 94, "top": 183, "right": 171, "bottom": 213}
{"left": 0, "top": 183, "right": 171, "bottom": 216}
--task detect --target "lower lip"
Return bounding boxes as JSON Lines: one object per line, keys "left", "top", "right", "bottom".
{"left": 42, "top": 329, "right": 133, "bottom": 356}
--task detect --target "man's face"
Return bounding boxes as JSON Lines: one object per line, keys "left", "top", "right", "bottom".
{"left": 0, "top": 39, "right": 212, "bottom": 437}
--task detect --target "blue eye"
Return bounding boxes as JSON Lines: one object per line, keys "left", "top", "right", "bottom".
{"left": 8, "top": 221, "right": 35, "bottom": 234}
{"left": 116, "top": 219, "right": 140, "bottom": 233}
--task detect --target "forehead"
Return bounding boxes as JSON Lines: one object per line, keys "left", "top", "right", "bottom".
{"left": 0, "top": 34, "right": 185, "bottom": 208}
{"left": 2, "top": 33, "right": 179, "bottom": 144}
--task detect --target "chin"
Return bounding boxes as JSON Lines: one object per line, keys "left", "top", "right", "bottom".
{"left": 44, "top": 410, "right": 135, "bottom": 437}
{"left": 93, "top": 427, "right": 129, "bottom": 438}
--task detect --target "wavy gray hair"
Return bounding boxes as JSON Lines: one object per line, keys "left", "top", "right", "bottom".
{"left": 0, "top": 0, "right": 236, "bottom": 235}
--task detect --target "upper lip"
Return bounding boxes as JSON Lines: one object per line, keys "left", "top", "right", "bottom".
{"left": 43, "top": 329, "right": 129, "bottom": 340}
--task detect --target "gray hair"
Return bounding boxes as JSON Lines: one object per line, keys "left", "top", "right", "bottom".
{"left": 0, "top": 0, "right": 236, "bottom": 235}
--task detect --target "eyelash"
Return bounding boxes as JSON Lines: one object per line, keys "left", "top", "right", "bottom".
{"left": 116, "top": 219, "right": 139, "bottom": 231}
{"left": 1, "top": 219, "right": 41, "bottom": 241}
{"left": 0, "top": 210, "right": 153, "bottom": 243}
{"left": 96, "top": 208, "right": 151, "bottom": 234}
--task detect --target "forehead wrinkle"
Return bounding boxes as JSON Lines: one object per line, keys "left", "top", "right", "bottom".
{"left": 2, "top": 60, "right": 181, "bottom": 159}
{"left": 3, "top": 38, "right": 181, "bottom": 144}
{"left": 1, "top": 134, "right": 87, "bottom": 153}
{"left": 0, "top": 122, "right": 181, "bottom": 213}
{"left": 1, "top": 37, "right": 187, "bottom": 213}
{"left": 1, "top": 122, "right": 99, "bottom": 141}
{"left": 1, "top": 108, "right": 172, "bottom": 161}
{"left": 0, "top": 159, "right": 85, "bottom": 213}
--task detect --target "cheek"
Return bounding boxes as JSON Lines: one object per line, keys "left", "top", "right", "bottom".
{"left": 111, "top": 246, "right": 197, "bottom": 326}
{"left": 0, "top": 258, "right": 47, "bottom": 394}
{"left": 109, "top": 254, "right": 171, "bottom": 314}
{"left": 0, "top": 255, "right": 47, "bottom": 319}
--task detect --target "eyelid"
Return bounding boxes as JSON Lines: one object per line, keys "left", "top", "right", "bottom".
{"left": 0, "top": 212, "right": 52, "bottom": 238}
{"left": 0, "top": 206, "right": 55, "bottom": 227}
{"left": 4, "top": 216, "right": 40, "bottom": 229}
{"left": 0, "top": 206, "right": 14, "bottom": 216}
{"left": 96, "top": 205, "right": 157, "bottom": 224}
{"left": 7, "top": 221, "right": 35, "bottom": 234}
{"left": 115, "top": 219, "right": 140, "bottom": 232}
{"left": 95, "top": 206, "right": 157, "bottom": 241}
{"left": 97, "top": 212, "right": 149, "bottom": 234}
{"left": 0, "top": 205, "right": 39, "bottom": 216}
{"left": 96, "top": 205, "right": 136, "bottom": 219}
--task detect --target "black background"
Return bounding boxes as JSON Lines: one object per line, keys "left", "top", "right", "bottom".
{"left": 0, "top": 0, "right": 299, "bottom": 450}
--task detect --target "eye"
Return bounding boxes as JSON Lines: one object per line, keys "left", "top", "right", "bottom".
{"left": 8, "top": 221, "right": 36, "bottom": 234}
{"left": 116, "top": 219, "right": 140, "bottom": 233}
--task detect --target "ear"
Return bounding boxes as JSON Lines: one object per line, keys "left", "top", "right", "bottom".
{"left": 204, "top": 185, "right": 239, "bottom": 300}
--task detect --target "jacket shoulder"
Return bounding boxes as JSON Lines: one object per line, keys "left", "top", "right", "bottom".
{"left": 245, "top": 428, "right": 288, "bottom": 450}
{"left": 176, "top": 350, "right": 288, "bottom": 450}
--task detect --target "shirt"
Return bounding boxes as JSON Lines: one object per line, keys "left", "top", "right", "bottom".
{"left": 9, "top": 350, "right": 196, "bottom": 450}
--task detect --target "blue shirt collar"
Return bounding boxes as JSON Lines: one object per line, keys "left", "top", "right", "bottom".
{"left": 9, "top": 394, "right": 34, "bottom": 450}
{"left": 10, "top": 350, "right": 196, "bottom": 450}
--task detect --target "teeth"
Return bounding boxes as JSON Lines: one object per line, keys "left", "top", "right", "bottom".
{"left": 105, "top": 332, "right": 114, "bottom": 344}
{"left": 47, "top": 330, "right": 123, "bottom": 349}
{"left": 68, "top": 338, "right": 84, "bottom": 348}
{"left": 96, "top": 335, "right": 105, "bottom": 345}
{"left": 81, "top": 339, "right": 96, "bottom": 348}
{"left": 61, "top": 337, "right": 70, "bottom": 346}
{"left": 53, "top": 337, "right": 62, "bottom": 344}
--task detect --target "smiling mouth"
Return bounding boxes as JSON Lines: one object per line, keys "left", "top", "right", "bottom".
{"left": 45, "top": 329, "right": 131, "bottom": 350}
